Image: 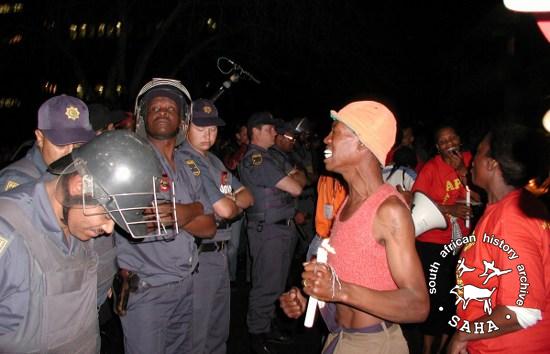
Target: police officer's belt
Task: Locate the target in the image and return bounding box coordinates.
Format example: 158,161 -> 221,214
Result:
199,241 -> 227,253
274,218 -> 293,226
216,220 -> 232,229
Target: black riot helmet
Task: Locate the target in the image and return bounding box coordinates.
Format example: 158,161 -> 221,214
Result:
49,130 -> 172,238
134,78 -> 192,146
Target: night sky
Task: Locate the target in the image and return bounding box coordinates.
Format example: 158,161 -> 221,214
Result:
0,0 -> 549,151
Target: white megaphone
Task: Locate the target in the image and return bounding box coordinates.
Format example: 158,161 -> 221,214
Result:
411,192 -> 447,236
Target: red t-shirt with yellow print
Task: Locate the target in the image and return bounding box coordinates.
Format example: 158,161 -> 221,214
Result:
412,152 -> 472,244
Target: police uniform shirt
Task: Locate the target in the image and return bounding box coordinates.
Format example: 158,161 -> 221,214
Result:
239,144 -> 295,223
115,144 -> 213,287
240,144 -> 290,188
0,144 -> 47,192
178,142 -> 243,241
269,145 -> 296,174
0,182 -> 91,334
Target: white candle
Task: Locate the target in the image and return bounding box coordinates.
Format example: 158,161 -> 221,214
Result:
465,186 -> 471,229
304,246 -> 328,328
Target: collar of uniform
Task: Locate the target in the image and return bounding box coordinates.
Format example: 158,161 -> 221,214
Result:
29,143 -> 49,175
248,143 -> 269,152
33,182 -> 77,255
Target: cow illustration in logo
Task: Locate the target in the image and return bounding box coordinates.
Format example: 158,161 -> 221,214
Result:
451,284 -> 496,315
452,257 -> 512,315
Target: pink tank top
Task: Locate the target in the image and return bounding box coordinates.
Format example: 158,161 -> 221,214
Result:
327,184 -> 405,290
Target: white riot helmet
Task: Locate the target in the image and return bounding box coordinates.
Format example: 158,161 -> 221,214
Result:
134,78 -> 192,146
49,130 -> 178,239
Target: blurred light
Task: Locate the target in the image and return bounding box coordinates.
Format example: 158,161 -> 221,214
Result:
42,82 -> 57,94
79,23 -> 87,38
116,84 -> 123,95
107,24 -> 114,37
206,18 -> 217,31
543,109 -> 550,133
95,84 -> 104,95
0,4 -> 10,14
13,3 -> 22,13
8,34 -> 22,45
116,21 -> 122,37
76,83 -> 84,98
69,24 -> 77,40
504,0 -> 550,12
0,97 -> 21,109
98,23 -> 105,37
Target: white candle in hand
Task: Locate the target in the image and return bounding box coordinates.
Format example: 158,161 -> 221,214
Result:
304,246 -> 327,328
465,185 -> 471,229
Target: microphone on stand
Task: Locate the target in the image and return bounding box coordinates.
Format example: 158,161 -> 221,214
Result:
211,57 -> 261,101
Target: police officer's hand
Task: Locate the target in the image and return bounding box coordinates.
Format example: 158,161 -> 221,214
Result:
279,287 -> 307,319
302,261 -> 341,303
143,202 -> 178,231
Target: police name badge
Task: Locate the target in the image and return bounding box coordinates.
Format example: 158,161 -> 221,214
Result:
185,159 -> 201,176
251,153 -> 263,166
0,235 -> 10,258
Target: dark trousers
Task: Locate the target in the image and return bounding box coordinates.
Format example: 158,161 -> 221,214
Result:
246,221 -> 296,334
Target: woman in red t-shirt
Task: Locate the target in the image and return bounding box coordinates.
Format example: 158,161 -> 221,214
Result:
412,125 -> 477,354
448,124 -> 550,354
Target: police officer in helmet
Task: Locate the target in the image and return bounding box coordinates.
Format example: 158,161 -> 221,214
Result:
0,130 -> 165,353
115,78 -> 216,354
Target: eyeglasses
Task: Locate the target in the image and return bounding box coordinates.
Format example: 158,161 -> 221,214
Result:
283,134 -> 296,143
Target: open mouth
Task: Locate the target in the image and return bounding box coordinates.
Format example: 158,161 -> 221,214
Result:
324,148 -> 333,159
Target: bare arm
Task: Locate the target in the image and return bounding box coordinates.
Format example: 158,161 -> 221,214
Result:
233,186 -> 254,210
183,214 -> 216,238
447,306 -> 522,354
212,198 -> 240,220
303,197 -> 429,323
275,176 -> 303,197
288,168 -> 307,189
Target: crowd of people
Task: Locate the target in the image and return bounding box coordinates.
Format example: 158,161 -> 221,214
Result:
0,77 -> 548,354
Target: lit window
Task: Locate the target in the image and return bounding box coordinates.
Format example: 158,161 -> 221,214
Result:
95,84 -> 104,95
116,21 -> 122,36
13,3 -> 23,13
116,84 -> 123,95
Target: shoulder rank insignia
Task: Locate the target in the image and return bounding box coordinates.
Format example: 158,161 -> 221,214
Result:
4,180 -> 19,191
0,235 -> 10,259
185,159 -> 201,176
251,152 -> 263,166
65,105 -> 80,120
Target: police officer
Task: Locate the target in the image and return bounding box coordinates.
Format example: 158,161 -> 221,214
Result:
0,95 -> 95,191
115,79 -> 217,354
0,96 -> 117,326
178,98 -> 254,354
238,112 -> 306,354
0,130 -> 165,353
